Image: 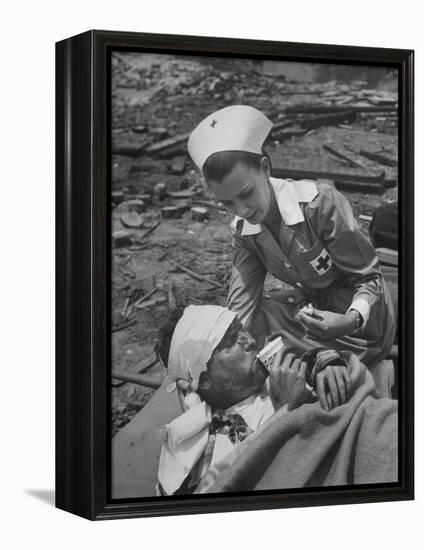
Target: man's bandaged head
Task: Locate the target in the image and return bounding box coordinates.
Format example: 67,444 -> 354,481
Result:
167,305 -> 236,391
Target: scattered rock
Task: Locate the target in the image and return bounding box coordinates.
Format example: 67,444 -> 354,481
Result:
154,182 -> 167,201
120,212 -> 144,229
161,205 -> 185,219
112,135 -> 149,156
171,156 -> 187,174
113,230 -> 132,247
166,188 -> 197,199
191,206 -> 208,221
136,193 -> 152,205
111,190 -> 125,204
125,199 -> 146,213
132,124 -> 149,134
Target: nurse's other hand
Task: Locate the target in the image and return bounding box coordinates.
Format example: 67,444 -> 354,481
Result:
315,364 -> 352,411
296,308 -> 355,341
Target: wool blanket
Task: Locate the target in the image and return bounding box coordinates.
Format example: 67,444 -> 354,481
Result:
196,353 -> 398,493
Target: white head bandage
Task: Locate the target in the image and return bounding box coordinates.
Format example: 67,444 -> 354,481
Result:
187,105 -> 273,171
168,305 -> 237,391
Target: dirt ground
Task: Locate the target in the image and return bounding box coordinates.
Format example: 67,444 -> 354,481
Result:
110,53 -> 398,436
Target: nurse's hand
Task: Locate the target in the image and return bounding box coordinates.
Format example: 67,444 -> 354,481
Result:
296,308 -> 357,341
315,365 -> 352,411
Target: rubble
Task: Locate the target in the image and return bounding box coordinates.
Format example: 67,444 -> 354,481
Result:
120,212 -> 144,229
110,53 -> 399,434
359,149 -> 397,167
112,190 -> 125,204
112,230 -> 132,247
160,205 -> 186,219
124,199 -> 146,213
322,143 -> 366,169
191,206 -> 208,221
153,182 -> 167,200
170,156 -> 187,174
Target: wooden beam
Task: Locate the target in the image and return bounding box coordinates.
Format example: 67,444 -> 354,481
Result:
111,370 -> 163,389
359,149 -> 397,167
271,163 -> 386,185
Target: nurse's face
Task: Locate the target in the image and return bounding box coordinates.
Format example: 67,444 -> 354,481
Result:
207,159 -> 272,225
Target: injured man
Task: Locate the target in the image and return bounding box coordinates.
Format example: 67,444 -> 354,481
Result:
157,305 -> 398,496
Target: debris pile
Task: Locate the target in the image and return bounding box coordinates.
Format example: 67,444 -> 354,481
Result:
110,53 -> 399,433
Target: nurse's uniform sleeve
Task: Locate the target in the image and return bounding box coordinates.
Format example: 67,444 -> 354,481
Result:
307,186 -> 383,327
226,235 -> 267,327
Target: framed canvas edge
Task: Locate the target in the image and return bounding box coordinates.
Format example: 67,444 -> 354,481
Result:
55,29 -> 414,521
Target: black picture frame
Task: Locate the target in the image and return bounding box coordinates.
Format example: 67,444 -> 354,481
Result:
56,29 -> 414,520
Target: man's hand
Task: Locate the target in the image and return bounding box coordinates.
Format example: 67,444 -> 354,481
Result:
296,308 -> 357,341
315,364 -> 352,411
268,352 -> 308,411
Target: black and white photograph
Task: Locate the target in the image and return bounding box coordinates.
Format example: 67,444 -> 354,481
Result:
110,51 -> 400,499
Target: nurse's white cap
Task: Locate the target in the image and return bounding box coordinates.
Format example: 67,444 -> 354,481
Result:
187,105 -> 273,171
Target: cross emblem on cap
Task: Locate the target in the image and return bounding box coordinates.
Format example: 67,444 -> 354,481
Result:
210,119 -> 218,128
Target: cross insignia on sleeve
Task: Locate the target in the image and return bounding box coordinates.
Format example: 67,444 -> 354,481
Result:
310,249 -> 333,275
210,119 -> 218,128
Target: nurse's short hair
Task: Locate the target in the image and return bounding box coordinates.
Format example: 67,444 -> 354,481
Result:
202,150 -> 271,184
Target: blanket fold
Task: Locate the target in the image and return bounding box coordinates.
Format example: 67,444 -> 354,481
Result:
195,353 -> 398,493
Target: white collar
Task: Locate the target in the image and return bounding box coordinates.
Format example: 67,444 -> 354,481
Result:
231,177 -> 318,236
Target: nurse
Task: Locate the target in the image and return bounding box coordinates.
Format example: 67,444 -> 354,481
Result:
187,105 -> 396,367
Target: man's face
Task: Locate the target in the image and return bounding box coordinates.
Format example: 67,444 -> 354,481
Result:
207,161 -> 272,225
204,318 -> 268,403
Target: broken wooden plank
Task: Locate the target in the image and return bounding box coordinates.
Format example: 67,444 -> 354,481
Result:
195,200 -> 227,213
136,353 -> 159,374
301,111 -> 357,130
271,128 -> 308,140
134,296 -> 167,310
166,188 -> 197,199
359,149 -> 397,167
285,104 -> 398,115
322,143 -> 366,169
132,286 -> 160,308
170,261 -> 222,289
161,205 -> 186,219
111,370 -> 163,389
112,138 -> 150,157
271,163 -> 386,185
121,296 -> 130,318
112,318 -> 137,332
279,90 -> 323,95
270,120 -> 295,134
334,180 -> 385,194
137,221 -> 161,241
145,132 -> 191,156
